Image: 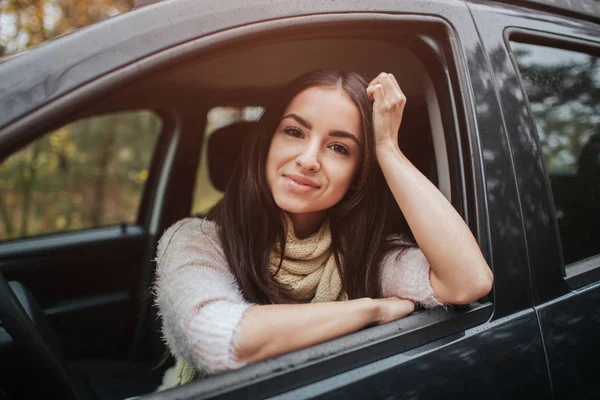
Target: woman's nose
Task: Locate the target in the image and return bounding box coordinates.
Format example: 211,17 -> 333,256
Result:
295,142 -> 320,172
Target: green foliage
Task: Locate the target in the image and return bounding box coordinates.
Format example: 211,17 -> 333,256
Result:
1,0 -> 134,57
0,111 -> 161,240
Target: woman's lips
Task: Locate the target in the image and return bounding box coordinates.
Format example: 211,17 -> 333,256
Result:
283,174 -> 320,193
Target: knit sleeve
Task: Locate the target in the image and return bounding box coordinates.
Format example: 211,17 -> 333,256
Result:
154,218 -> 253,374
379,239 -> 443,309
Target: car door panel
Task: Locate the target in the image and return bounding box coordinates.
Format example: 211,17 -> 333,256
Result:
0,227 -> 146,358
467,2 -> 600,399
272,311 -> 550,400
537,286 -> 600,399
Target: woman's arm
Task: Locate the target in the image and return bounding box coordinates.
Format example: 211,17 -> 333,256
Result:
157,219 -> 415,371
236,297 -> 414,364
367,73 -> 493,305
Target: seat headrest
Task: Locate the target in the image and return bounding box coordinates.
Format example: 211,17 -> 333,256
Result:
578,133 -> 600,179
207,121 -> 258,192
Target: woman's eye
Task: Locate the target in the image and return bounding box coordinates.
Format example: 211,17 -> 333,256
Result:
284,127 -> 303,138
330,144 -> 349,155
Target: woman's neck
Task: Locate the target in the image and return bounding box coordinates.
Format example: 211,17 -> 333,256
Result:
287,211 -> 327,239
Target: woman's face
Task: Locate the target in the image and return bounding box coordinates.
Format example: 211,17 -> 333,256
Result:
266,86 -> 363,225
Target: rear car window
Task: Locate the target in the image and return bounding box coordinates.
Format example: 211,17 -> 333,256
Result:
510,41 -> 600,266
0,110 -> 161,240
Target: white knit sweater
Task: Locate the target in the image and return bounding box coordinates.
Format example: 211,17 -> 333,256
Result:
154,218 -> 442,378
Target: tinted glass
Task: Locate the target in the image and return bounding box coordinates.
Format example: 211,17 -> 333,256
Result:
0,111 -> 161,240
511,42 -> 600,265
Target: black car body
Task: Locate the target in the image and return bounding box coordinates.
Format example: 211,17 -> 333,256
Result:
0,0 -> 599,399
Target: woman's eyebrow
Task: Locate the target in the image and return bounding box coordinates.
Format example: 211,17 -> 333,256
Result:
330,130 -> 359,145
282,113 -> 312,129
282,113 -> 359,144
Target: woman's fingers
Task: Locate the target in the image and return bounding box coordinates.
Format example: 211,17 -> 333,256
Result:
367,83 -> 386,104
386,73 -> 406,105
368,73 -> 406,111
379,73 -> 406,111
368,71 -> 387,86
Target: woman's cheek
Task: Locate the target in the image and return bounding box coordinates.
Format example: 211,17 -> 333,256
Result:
328,158 -> 355,193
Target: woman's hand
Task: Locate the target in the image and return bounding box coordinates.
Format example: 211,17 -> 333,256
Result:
374,297 -> 415,324
366,72 -> 407,153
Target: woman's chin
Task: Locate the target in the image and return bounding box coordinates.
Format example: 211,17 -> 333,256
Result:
274,197 -> 317,215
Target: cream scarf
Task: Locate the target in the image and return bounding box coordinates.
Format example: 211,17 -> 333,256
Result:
170,217 -> 346,387
270,216 -> 347,303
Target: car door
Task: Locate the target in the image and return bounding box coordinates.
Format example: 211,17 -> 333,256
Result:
0,9 -> 203,363
467,1 -> 600,399
0,0 -> 549,399
0,109 -> 165,360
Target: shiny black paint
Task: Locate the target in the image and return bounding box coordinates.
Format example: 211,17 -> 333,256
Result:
310,312 -> 550,399
468,1 -> 600,399
459,4 -> 534,320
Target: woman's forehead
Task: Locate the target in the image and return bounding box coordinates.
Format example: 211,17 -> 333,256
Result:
283,86 -> 362,138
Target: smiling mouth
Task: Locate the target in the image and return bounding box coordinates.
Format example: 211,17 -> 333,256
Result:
284,174 -> 320,188
283,174 -> 320,193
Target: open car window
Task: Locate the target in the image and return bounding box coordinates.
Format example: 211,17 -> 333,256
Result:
142,19 -> 491,398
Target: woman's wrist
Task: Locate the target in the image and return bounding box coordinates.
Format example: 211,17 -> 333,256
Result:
351,297 -> 381,325
375,142 -> 410,168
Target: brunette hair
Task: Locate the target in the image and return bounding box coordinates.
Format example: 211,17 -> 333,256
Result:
209,69 -> 410,304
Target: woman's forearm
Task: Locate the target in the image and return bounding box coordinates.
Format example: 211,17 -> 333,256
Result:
235,297 -> 413,364
376,145 -> 493,304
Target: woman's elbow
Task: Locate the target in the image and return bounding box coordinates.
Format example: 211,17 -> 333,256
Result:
448,267 -> 494,305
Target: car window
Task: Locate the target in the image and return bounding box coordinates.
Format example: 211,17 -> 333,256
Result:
191,106 -> 264,215
0,110 -> 161,241
510,42 -> 600,266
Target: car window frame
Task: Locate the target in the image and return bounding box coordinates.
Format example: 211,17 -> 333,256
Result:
505,28 -> 600,290
135,17 -> 493,399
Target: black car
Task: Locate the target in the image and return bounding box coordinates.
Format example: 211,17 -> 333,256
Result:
0,0 -> 599,399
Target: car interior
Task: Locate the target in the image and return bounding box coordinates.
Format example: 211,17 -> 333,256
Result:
0,30 -> 470,400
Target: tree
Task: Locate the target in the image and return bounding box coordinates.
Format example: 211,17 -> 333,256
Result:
0,0 -> 134,57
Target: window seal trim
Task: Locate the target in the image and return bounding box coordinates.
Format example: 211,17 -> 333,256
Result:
565,255 -> 600,290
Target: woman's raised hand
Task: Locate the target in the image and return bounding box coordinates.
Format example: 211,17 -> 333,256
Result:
366,72 -> 407,153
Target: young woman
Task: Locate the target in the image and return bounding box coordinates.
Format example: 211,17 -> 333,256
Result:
154,70 -> 493,387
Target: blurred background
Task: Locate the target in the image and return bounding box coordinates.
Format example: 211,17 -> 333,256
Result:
0,0 -> 133,57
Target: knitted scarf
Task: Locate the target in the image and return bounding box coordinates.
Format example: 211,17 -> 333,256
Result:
171,217 -> 346,387
270,216 -> 347,303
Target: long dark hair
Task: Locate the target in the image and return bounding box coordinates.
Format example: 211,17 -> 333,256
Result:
210,69 -> 409,304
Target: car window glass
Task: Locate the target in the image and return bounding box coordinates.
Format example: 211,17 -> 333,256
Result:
191,106 -> 264,215
511,41 -> 600,265
0,111 -> 161,241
